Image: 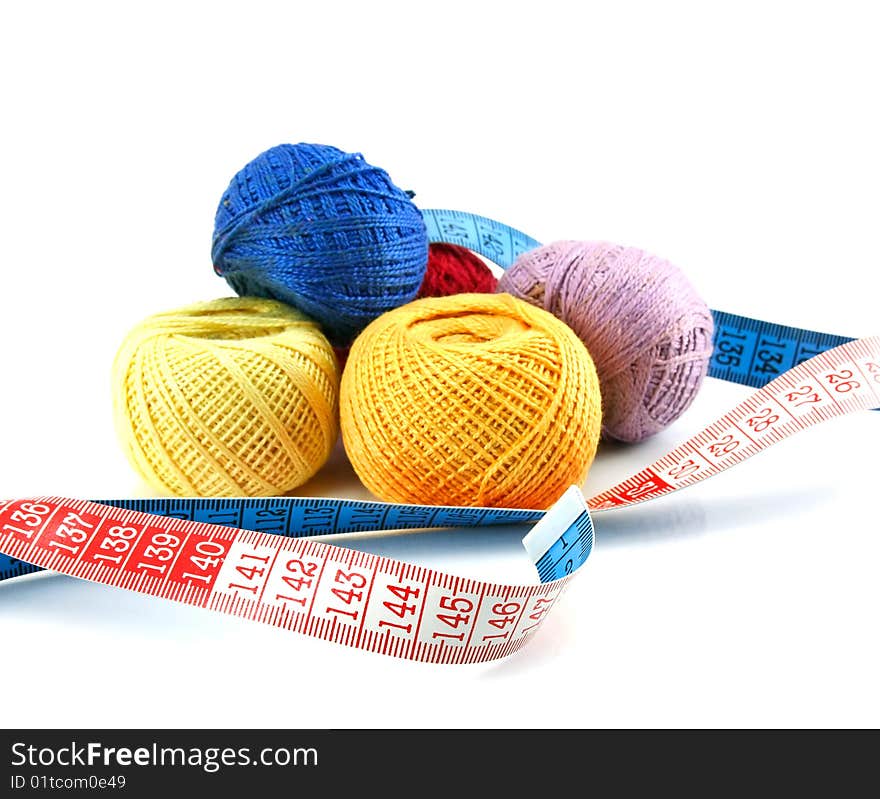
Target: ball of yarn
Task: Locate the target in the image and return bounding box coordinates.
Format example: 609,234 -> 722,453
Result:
498,241 -> 714,443
334,243 -> 498,371
112,297 -> 339,497
340,293 -> 602,509
417,243 -> 498,298
211,143 -> 429,346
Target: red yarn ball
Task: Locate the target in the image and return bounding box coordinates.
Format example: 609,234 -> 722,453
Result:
417,243 -> 498,298
334,346 -> 350,372
337,244 -> 497,368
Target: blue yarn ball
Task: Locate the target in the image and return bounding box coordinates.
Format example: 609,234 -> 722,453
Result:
211,143 -> 429,345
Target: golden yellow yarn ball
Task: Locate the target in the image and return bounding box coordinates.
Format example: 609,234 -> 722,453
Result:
340,293 -> 602,509
112,297 -> 339,497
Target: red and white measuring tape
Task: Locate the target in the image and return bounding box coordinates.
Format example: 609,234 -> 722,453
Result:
1,336 -> 877,664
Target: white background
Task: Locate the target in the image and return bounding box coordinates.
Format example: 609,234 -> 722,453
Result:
1,1 -> 877,728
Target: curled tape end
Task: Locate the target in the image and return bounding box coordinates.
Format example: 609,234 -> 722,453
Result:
523,486 -> 594,583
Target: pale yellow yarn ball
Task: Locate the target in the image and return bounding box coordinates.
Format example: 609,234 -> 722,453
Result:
340,293 -> 603,509
112,297 -> 339,497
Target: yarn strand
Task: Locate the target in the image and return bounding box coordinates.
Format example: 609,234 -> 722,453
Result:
340,293 -> 602,509
113,298 -> 339,497
212,143 -> 429,345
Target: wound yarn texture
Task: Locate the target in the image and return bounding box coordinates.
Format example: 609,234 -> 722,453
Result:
212,143 -> 428,346
340,293 -> 602,509
417,243 -> 498,298
335,243 -> 498,371
112,297 -> 339,497
498,241 -> 714,442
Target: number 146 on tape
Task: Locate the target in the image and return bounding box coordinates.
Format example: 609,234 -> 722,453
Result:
0,336 -> 877,663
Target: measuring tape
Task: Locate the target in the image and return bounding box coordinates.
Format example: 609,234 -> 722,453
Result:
421,208 -> 872,398
2,336 -> 877,663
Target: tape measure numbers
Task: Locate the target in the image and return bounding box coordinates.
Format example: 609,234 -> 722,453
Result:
0,499 -> 546,585
2,336 -> 877,663
422,208 -> 872,400
586,335 -> 879,509
422,209 -> 541,266
0,489 -> 590,665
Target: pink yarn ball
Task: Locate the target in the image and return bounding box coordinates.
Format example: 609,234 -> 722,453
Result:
497,241 -> 714,442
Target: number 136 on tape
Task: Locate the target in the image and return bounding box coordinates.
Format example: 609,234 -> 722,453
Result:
0,336 -> 877,664
0,488 -> 589,665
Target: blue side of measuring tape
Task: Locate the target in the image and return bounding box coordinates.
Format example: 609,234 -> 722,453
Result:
421,208 -> 871,397
0,497 -> 551,586
534,511 -> 594,583
708,310 -> 855,389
